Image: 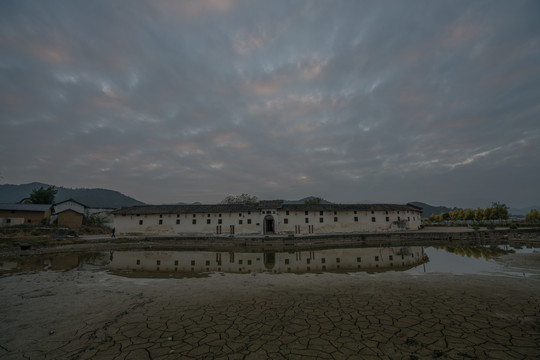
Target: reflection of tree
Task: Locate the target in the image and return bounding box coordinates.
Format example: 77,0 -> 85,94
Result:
435,246 -> 514,260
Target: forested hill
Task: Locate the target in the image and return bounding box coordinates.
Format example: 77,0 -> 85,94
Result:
408,202 -> 456,218
0,182 -> 145,208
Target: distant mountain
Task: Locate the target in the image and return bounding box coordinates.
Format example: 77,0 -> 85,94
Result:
0,182 -> 145,208
408,202 -> 458,218
508,206 -> 540,216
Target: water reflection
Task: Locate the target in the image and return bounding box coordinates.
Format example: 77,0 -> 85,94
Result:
109,246 -> 428,275
0,252 -> 108,274
434,245 -> 515,260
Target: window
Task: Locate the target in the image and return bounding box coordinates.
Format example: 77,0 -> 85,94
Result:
247,219 -> 252,224
248,211 -> 251,215
239,260 -> 243,265
357,257 -> 361,263
191,260 -> 195,265
159,219 -> 163,224
385,211 -> 388,214
193,214 -> 196,218
218,219 -> 222,224
207,214 -> 211,217
284,218 -> 289,224
336,258 -> 340,263
305,211 -> 308,215
386,217 -> 390,222
239,213 -> 242,216
285,259 -> 290,264
266,211 -> 271,214
192,219 -> 196,224
159,214 -> 162,218
286,211 -> 290,215
389,255 -> 393,261
6,219 -> 11,224
247,260 -> 252,265
408,217 -> 410,221
398,216 -> 401,221
239,220 -> 243,225
177,214 -> 180,218
219,214 -> 222,217
176,219 -> 180,224
136,259 -> 140,265
334,217 -> 338,222
354,217 -> 358,222
371,217 -> 376,222
321,258 -> 326,263
206,260 -> 210,265
174,260 -> 178,265
354,211 -> 357,214
27,219 -> 31,223
319,211 -> 323,215
307,259 -> 311,264
207,219 -> 211,224
319,218 -> 324,223
334,211 -> 337,215
139,220 -> 143,225
305,218 -> 309,223
157,260 -> 161,265
375,256 -> 379,261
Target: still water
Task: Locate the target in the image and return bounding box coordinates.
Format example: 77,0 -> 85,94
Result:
1,244 -> 537,278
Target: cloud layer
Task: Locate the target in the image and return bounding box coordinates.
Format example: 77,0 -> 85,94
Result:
1,0 -> 539,207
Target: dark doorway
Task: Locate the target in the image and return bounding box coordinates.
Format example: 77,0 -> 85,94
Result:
264,253 -> 275,270
264,215 -> 274,234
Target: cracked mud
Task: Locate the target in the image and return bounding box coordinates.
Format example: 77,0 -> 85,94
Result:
1,257 -> 539,359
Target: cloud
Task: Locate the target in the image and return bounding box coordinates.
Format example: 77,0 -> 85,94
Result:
0,0 -> 539,208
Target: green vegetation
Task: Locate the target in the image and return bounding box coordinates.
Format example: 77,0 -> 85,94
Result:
525,209 -> 540,222
221,193 -> 259,204
428,202 -> 509,223
29,186 -> 57,204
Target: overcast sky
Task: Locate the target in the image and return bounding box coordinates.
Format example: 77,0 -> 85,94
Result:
1,0 -> 539,208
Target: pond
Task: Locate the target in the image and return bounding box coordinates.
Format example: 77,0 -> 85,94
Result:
1,244 -> 538,278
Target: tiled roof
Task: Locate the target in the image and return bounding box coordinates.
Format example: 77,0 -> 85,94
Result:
112,202 -> 422,215
0,203 -> 52,212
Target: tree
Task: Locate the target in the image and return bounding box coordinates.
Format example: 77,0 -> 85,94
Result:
474,208 -> 485,221
29,186 -> 57,204
490,202 -> 509,221
221,193 -> 258,204
304,197 -> 323,205
526,209 -> 540,222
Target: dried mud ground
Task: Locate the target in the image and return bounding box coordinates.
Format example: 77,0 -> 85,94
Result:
1,252 -> 539,360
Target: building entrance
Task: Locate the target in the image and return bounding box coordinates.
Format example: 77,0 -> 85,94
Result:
264,215 -> 275,234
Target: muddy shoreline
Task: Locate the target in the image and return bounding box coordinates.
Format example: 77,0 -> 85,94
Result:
1,250 -> 539,359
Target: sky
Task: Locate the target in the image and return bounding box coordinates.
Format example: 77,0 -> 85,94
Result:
1,0 -> 539,208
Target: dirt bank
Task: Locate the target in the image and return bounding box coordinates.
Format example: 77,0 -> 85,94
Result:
0,250 -> 539,359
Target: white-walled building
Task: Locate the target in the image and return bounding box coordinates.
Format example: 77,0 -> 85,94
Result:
112,201 -> 422,236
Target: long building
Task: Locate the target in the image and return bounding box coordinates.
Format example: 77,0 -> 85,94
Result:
112,201 -> 422,236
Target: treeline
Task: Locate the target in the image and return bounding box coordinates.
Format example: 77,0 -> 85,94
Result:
426,203 -> 540,223
426,202 -> 509,223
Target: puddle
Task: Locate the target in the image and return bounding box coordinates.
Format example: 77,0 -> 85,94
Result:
406,246 -> 539,277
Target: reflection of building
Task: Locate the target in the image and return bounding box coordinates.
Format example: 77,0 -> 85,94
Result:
112,201 -> 422,236
0,204 -> 52,226
110,247 -> 427,274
